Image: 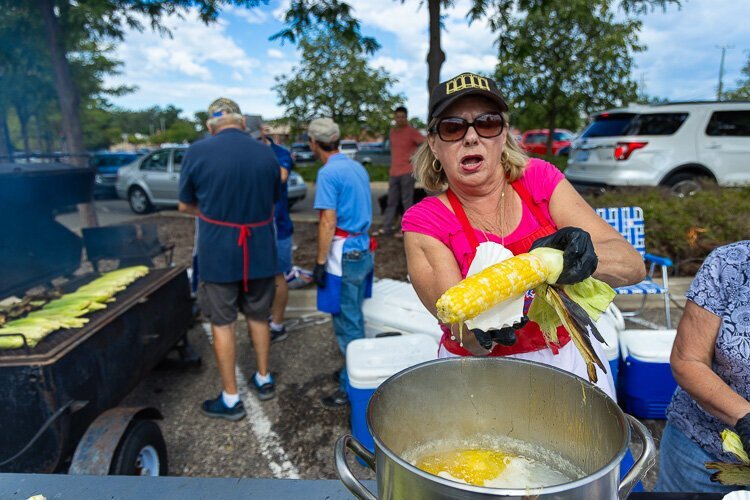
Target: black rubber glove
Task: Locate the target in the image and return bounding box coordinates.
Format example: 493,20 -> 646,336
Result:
735,412 -> 750,456
313,263 -> 327,288
471,317 -> 528,350
530,227 -> 598,285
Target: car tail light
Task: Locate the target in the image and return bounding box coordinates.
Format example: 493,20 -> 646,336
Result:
614,141 -> 648,161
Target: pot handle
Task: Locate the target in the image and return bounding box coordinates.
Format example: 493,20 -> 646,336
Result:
335,434 -> 377,500
618,414 -> 656,499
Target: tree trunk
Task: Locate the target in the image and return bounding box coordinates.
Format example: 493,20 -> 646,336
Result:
0,106 -> 11,159
17,107 -> 31,157
34,113 -> 44,154
426,0 -> 446,101
37,0 -> 98,227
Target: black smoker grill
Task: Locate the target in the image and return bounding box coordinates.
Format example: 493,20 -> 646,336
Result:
0,162 -> 193,475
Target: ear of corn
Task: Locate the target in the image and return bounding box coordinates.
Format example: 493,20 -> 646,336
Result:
705,429 -> 750,486
436,248 -> 614,384
0,266 -> 149,350
436,252 -> 549,325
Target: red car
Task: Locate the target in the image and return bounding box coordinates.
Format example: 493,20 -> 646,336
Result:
519,128 -> 575,155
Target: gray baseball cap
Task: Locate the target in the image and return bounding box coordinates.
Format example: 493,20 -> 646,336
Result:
308,117 -> 340,143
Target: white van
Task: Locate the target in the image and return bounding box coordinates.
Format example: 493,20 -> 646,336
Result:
565,101 -> 750,195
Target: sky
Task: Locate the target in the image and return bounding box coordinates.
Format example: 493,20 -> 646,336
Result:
105,0 -> 750,124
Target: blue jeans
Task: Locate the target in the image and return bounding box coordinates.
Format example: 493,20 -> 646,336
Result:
332,251 -> 373,392
655,422 -> 747,493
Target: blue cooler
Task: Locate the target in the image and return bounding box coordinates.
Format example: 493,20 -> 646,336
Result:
619,329 -> 678,419
346,334 -> 438,453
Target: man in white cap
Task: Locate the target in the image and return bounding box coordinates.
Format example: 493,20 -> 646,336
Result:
308,117 -> 373,408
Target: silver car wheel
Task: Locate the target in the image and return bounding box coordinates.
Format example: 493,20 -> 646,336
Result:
129,187 -> 151,214
670,178 -> 702,198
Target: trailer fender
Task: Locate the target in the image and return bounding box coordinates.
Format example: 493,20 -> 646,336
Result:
68,406 -> 163,475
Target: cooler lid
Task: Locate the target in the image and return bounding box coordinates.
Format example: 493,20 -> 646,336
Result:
619,329 -> 677,363
346,334 -> 437,389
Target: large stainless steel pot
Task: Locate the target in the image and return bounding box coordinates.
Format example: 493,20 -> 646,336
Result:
336,357 -> 654,499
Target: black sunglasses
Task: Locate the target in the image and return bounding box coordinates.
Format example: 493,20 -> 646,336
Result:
430,113 -> 505,142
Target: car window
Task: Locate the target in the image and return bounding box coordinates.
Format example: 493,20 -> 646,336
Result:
141,151 -> 169,172
706,111 -> 750,137
580,113 -> 636,138
172,149 -> 185,173
525,133 -> 547,144
553,132 -> 573,141
624,113 -> 688,136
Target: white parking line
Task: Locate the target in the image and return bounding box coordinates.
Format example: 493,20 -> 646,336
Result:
201,323 -> 300,479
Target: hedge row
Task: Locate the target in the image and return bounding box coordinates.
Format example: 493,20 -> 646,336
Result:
584,185 -> 750,275
296,162 -> 390,183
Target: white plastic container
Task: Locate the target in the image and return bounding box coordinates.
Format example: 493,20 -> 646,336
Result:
595,309 -> 620,383
363,279 -> 443,342
346,334 -> 438,452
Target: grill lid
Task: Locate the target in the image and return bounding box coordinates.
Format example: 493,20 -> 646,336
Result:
0,162 -> 94,298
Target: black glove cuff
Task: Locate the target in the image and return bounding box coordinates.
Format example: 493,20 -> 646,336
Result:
471,329 -> 494,350
735,412 -> 750,438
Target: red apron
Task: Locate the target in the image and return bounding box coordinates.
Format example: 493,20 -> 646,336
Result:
440,180 -> 571,356
198,212 -> 274,292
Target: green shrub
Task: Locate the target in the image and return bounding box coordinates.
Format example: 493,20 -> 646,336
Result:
296,161 -> 390,183
584,185 -> 750,274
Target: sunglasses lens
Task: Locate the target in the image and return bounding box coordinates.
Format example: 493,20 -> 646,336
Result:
438,119 -> 468,141
475,114 -> 504,137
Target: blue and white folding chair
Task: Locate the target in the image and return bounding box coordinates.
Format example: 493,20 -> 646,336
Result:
595,207 -> 673,329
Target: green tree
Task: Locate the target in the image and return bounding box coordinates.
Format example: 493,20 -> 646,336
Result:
725,53 -> 750,100
274,31 -> 403,139
494,0 -> 644,157
279,0 -> 679,104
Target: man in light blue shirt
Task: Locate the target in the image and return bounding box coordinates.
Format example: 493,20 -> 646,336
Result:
309,117 -> 373,408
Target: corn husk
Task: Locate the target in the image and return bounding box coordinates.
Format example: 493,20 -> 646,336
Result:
705,429 -> 750,486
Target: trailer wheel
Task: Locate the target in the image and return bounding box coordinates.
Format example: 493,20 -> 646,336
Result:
110,419 -> 168,476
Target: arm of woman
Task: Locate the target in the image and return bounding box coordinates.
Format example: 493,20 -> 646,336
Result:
404,231 -> 489,355
548,180 -> 646,287
671,300 -> 750,426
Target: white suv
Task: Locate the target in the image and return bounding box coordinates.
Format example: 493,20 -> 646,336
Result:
565,101 -> 750,195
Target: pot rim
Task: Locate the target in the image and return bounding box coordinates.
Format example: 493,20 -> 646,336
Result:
367,357 -> 630,495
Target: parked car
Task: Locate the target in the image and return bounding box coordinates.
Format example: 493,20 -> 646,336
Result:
89,152 -> 140,198
355,138 -> 391,165
565,101 -> 750,196
291,142 -> 315,163
116,147 -> 308,214
340,140 -> 359,159
519,129 -> 575,156
286,170 -> 307,208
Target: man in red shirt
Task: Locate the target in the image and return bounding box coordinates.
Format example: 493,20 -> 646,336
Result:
378,106 -> 424,237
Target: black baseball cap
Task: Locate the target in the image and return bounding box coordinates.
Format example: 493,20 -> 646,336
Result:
428,72 -> 508,119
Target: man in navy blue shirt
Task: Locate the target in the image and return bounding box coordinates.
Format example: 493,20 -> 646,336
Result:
309,117 -> 373,408
252,123 -> 294,343
179,98 -> 280,419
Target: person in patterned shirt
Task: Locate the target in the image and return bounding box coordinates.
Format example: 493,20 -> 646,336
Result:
656,241 -> 750,493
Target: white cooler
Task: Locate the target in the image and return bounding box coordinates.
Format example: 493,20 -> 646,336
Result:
363,279 -> 443,342
346,334 -> 438,452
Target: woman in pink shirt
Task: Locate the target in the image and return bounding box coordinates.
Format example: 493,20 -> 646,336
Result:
401,73 -> 645,398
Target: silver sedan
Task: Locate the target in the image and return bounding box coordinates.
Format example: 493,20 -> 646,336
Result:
116,147 -> 307,214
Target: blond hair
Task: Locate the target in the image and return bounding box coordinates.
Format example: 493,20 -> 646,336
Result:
412,112 -> 528,192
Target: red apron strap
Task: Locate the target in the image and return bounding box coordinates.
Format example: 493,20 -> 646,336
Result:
198,212 -> 274,292
446,188 -> 480,260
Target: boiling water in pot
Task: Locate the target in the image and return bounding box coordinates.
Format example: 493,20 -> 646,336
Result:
403,434 -> 585,489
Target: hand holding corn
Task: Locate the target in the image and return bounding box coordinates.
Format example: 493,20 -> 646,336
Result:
436,245 -> 615,383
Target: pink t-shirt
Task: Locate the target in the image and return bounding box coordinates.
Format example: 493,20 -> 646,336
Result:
401,159 -> 564,277
389,125 -> 425,176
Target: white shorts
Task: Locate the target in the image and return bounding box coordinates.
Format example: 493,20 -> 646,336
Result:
438,339 -> 617,401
